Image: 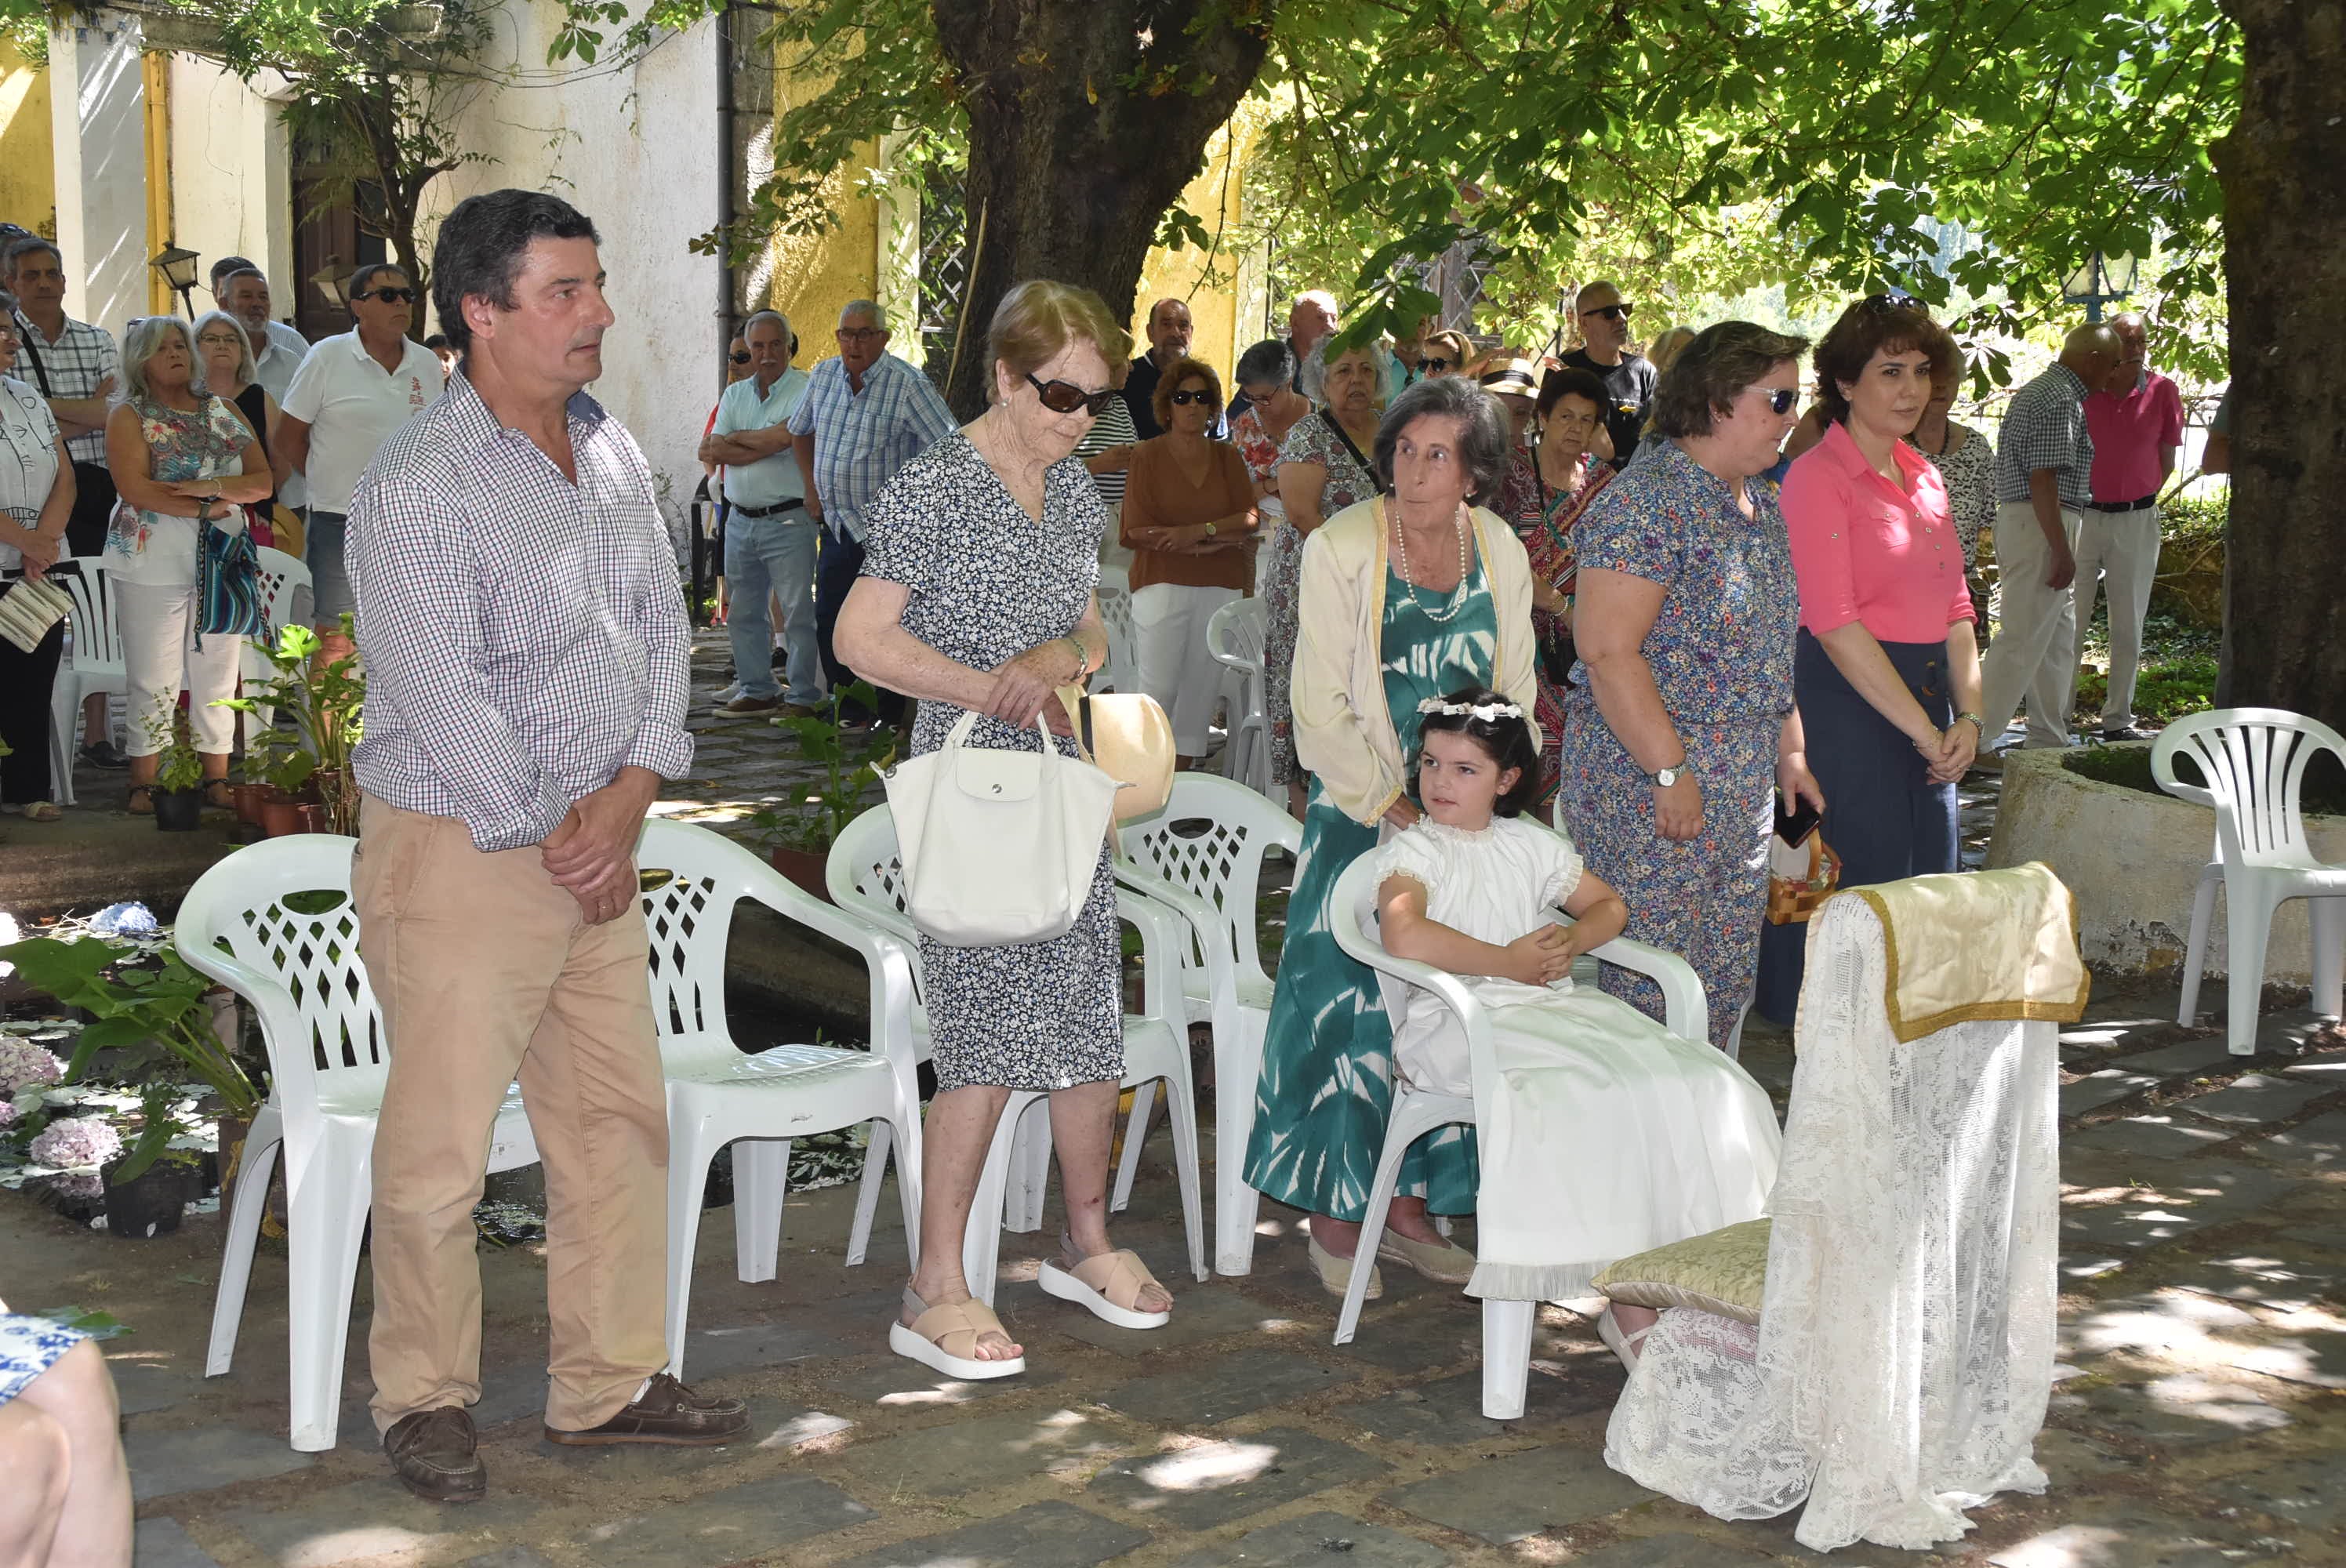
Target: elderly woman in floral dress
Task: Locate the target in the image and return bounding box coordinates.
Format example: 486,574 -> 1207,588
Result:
1268,343 -> 1382,816
1228,339 -> 1311,595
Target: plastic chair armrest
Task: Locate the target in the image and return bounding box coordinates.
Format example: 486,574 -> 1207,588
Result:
170,938 -> 312,1109
1585,932 -> 1709,1044
1114,885 -> 1187,1024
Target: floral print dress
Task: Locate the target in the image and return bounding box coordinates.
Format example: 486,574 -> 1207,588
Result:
1512,450 -> 1614,805
1265,413 -> 1378,784
0,1313 -> 85,1406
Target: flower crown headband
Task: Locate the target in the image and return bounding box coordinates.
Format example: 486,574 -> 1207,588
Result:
1417,697 -> 1524,722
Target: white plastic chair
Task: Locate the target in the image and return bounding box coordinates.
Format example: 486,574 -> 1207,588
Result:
1204,597 -> 1272,797
826,803 -> 1208,1303
1113,775 -> 1302,1275
176,835 -> 545,1453
633,820 -> 927,1378
45,555 -> 125,807
2152,708 -> 2346,1054
1324,833 -> 1709,1420
236,547 -> 314,746
1092,561 -> 1142,696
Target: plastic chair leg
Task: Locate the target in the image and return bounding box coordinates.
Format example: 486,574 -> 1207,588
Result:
1159,1065 -> 1208,1283
1480,1298 -> 1535,1420
2224,881 -> 2276,1054
888,1111 -> 924,1274
1214,1025 -> 1264,1276
964,1092 -> 1040,1307
732,1138 -> 792,1284
206,1120 -> 282,1377
847,1119 -> 894,1266
1003,1103 -> 1053,1234
48,681 -> 78,808
2179,863 -> 2220,1025
665,1123 -> 716,1378
1334,1122 -> 1415,1346
283,1154 -> 374,1452
2310,898 -> 2346,1022
1111,1080 -> 1156,1213
1723,1002 -> 1751,1062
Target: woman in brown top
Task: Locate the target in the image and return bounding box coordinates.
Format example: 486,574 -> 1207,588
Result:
1121,354 -> 1259,764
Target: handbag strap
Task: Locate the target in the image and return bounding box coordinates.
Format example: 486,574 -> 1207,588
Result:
14,317 -> 53,397
1320,408 -> 1373,480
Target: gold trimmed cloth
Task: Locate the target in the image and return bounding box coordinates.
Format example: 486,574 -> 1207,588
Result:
1831,863 -> 2090,1043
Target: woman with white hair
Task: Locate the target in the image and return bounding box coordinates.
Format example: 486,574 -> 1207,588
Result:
191,308 -> 292,546
103,314 -> 269,814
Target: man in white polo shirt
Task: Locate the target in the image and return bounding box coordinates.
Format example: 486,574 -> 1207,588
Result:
697,310 -> 817,717
278,262 -> 444,652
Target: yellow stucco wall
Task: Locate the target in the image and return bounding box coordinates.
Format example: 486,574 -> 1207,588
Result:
0,39 -> 54,234
1130,106 -> 1269,385
754,140 -> 888,364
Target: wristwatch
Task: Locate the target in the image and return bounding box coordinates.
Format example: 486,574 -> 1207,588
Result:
1954,711 -> 1985,732
1203,518 -> 1218,537
1647,762 -> 1687,788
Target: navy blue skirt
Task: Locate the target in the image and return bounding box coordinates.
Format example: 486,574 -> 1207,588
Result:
1754,630 -> 1959,1026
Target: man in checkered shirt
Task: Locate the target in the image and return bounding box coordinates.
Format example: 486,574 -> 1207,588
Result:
347,188 -> 746,1504
787,298 -> 956,725
1975,321 -> 2123,753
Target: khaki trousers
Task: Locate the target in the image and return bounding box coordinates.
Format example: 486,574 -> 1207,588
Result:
354,795 -> 670,1434
2072,503 -> 2162,730
1977,500 -> 2082,750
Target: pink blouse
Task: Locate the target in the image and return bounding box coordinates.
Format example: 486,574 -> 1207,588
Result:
1782,419 -> 1974,643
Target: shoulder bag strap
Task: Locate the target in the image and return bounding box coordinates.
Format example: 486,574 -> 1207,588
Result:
1320,408 -> 1373,479
16,321 -> 53,397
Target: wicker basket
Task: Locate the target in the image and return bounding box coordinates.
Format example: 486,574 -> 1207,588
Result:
1765,832 -> 1843,925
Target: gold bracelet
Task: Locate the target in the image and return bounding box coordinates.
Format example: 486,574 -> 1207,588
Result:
1063,635 -> 1088,678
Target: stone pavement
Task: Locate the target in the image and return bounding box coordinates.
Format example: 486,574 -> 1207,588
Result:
6,970 -> 2343,1568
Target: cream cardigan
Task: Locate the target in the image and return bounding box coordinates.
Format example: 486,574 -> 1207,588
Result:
1293,495 -> 1542,826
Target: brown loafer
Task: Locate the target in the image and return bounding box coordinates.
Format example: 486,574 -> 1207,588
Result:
384,1406 -> 486,1504
542,1372 -> 749,1447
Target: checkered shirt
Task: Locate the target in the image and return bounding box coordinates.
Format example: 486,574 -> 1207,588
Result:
1994,361 -> 2094,510
11,310 -> 120,465
785,352 -> 955,541
348,372 -> 693,852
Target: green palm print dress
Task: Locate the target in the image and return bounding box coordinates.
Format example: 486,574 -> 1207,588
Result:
1244,553 -> 1494,1221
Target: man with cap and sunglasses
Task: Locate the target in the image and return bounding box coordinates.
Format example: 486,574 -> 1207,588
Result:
1559,280 -> 1659,468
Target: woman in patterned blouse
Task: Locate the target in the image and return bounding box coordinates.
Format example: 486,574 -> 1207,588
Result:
1228,339 -> 1313,593
1560,321 -> 1823,1050
1912,358 -> 1998,645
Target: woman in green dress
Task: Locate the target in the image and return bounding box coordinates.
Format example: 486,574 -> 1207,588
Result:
1244,376 -> 1543,1299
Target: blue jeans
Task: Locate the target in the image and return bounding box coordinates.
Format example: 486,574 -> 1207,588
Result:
724,510 -> 823,705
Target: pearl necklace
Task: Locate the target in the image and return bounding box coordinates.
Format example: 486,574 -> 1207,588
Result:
1391,502 -> 1473,622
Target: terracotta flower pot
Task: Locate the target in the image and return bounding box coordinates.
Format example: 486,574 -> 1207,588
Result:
768,845 -> 833,904
231,782 -> 269,825
260,797 -> 303,837
294,803 -> 329,833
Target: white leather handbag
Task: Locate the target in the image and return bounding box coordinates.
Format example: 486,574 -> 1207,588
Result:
882,710 -> 1125,946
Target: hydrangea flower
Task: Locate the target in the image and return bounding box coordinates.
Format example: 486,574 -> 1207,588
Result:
28,1116 -> 122,1172
52,1171 -> 103,1200
0,1099 -> 16,1130
0,1040 -> 64,1095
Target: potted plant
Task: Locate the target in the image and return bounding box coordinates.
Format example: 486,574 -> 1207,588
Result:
147,717 -> 208,833
216,616 -> 365,837
100,1084 -> 208,1239
0,931 -> 263,1123
749,682 -> 899,902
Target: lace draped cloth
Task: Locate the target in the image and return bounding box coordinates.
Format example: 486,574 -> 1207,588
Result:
1603,890 -> 2061,1552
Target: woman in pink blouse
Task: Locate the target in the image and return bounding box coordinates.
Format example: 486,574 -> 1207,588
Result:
1755,296 -> 1982,1023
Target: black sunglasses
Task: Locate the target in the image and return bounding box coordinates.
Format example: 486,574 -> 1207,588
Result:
1168,389 -> 1214,406
729,350 -> 751,365
1416,357 -> 1452,374
1755,387 -> 1799,415
1026,372 -> 1119,416
1582,302 -> 1633,322
1861,289 -> 1919,313
356,287 -> 415,305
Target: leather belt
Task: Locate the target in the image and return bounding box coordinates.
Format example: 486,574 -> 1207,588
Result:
730,496 -> 806,519
2092,495 -> 2158,512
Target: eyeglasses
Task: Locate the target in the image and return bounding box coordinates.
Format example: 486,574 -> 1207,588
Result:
1581,303 -> 1633,323
356,287 -> 415,305
836,326 -> 884,343
1025,372 -> 1119,416
1168,389 -> 1213,406
1416,357 -> 1452,374
1754,387 -> 1799,416
1861,289 -> 1919,313
729,350 -> 751,365
1242,387 -> 1275,405
196,333 -> 246,347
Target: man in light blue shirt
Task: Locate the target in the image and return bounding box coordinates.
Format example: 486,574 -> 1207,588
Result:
787,299 -> 955,726
699,310 -> 817,715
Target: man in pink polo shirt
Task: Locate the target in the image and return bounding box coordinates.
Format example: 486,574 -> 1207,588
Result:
2073,311 -> 2182,741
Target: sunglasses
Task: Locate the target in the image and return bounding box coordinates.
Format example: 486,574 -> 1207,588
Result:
1582,303 -> 1633,322
356,287 -> 415,305
1861,289 -> 1919,313
1168,389 -> 1214,406
1754,386 -> 1799,416
1026,372 -> 1119,416
1416,357 -> 1452,374
729,350 -> 751,365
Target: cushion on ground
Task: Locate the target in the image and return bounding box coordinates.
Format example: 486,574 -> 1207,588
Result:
1592,1218 -> 1770,1325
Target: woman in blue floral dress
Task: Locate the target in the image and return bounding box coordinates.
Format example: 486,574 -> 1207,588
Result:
1245,377 -> 1542,1298
1561,322 -> 1822,1049
0,1298 -> 133,1563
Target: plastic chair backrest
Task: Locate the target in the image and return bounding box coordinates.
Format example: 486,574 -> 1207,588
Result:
2152,707 -> 2346,866
173,836 -> 383,1131
1204,597 -> 1268,680
1093,561 -> 1139,695
253,546 -> 314,641
633,820 -> 741,1042
1327,847 -> 1499,1127
826,804 -> 920,949
52,554 -> 125,671
1121,774 -> 1299,986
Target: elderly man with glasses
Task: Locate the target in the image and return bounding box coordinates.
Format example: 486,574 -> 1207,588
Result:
786,299 -> 955,728
1559,280 -> 1660,468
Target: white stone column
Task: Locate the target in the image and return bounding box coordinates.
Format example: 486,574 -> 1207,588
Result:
47,13 -> 147,338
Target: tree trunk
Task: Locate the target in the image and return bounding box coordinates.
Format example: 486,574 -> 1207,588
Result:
931,0 -> 1273,417
2213,1 -> 2346,731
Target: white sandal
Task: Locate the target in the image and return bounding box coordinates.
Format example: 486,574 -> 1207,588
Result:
1037,1239 -> 1171,1330
1596,1305 -> 1656,1373
888,1287 -> 1026,1380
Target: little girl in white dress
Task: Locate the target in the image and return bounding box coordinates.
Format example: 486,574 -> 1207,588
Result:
1372,688 -> 1782,1324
